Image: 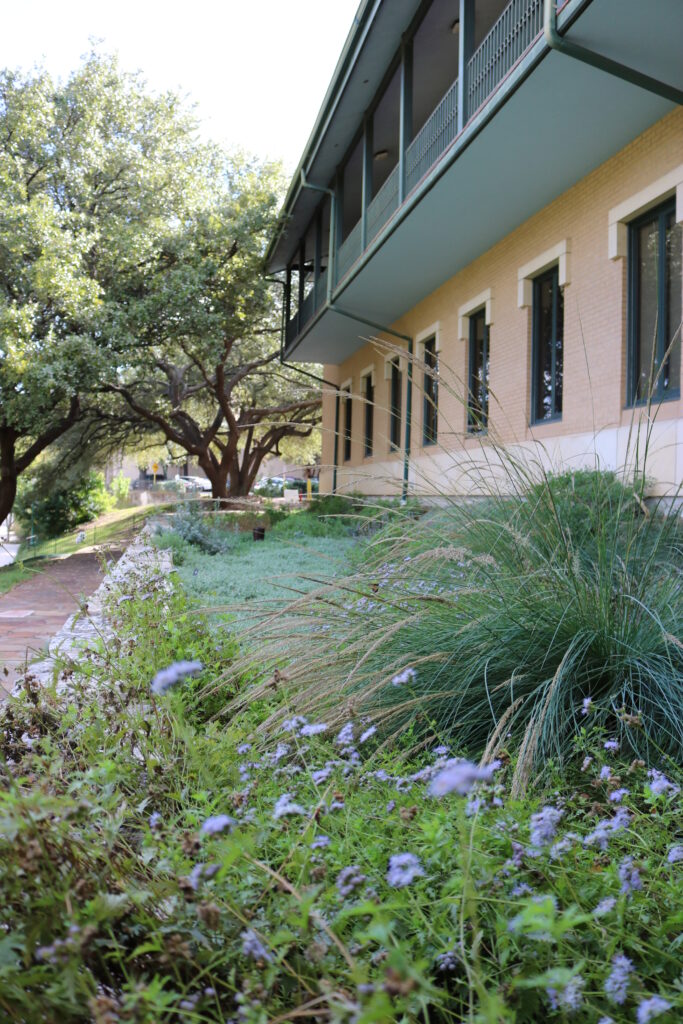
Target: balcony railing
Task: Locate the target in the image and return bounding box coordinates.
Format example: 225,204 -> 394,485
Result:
367,163 -> 400,243
288,0 -> 545,334
467,0 -> 543,115
337,218 -> 363,283
405,78 -> 458,195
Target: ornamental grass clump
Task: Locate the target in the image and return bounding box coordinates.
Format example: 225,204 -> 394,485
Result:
234,465 -> 682,786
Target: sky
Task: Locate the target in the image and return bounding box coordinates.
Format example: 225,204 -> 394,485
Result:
0,0 -> 361,176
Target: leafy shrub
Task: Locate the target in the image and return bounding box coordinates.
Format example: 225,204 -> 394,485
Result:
170,502 -> 231,554
109,471 -> 131,508
0,567 -> 680,1023
241,469 -> 683,785
15,470 -> 113,539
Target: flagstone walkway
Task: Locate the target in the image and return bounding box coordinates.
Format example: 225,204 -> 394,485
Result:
0,552 -> 120,697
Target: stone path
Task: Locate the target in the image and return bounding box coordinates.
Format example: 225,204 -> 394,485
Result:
0,552 -> 119,696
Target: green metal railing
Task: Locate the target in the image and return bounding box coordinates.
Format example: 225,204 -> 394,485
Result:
367,163 -> 401,243
406,77 -> 459,195
468,0 -> 543,115
336,217 -> 363,283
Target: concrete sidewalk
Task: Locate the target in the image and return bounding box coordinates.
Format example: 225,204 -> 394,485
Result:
0,552 -> 120,697
0,543 -> 20,568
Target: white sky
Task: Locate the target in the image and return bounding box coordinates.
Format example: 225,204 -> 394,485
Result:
0,0 -> 361,175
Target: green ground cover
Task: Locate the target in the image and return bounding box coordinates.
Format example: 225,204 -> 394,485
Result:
154,504 -> 361,626
0,561 -> 33,596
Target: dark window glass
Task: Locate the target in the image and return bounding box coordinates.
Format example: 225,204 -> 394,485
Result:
343,389 -> 352,461
423,337 -> 438,444
389,358 -> 402,450
468,309 -> 489,432
629,199 -> 682,404
363,373 -> 374,457
532,266 -> 563,423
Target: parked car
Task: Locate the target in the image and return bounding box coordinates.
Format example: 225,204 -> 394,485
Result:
254,476 -> 285,497
177,475 -> 212,492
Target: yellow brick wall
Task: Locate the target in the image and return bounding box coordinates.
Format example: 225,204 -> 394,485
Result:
318,108 -> 683,497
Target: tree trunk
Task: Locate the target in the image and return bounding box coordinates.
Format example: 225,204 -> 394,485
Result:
0,429 -> 17,529
0,473 -> 17,530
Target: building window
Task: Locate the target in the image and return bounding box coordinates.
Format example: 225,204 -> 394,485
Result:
362,371 -> 374,457
532,266 -> 563,423
423,337 -> 438,444
342,388 -> 352,461
389,358 -> 402,450
468,309 -> 489,433
628,199 -> 682,405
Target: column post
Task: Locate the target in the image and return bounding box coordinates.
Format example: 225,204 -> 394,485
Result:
457,0 -> 475,133
361,116 -> 373,251
398,38 -> 413,205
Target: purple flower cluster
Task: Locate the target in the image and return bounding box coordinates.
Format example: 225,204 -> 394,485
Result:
637,996 -> 672,1023
428,759 -> 498,797
272,793 -> 306,820
647,769 -> 680,797
386,852 -> 424,888
618,856 -> 642,895
241,929 -> 272,963
200,814 -> 235,836
529,806 -> 563,848
151,659 -> 203,695
604,954 -> 633,1004
336,865 -> 367,897
546,975 -> 585,1013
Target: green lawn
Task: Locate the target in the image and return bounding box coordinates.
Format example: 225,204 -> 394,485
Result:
0,560 -> 34,596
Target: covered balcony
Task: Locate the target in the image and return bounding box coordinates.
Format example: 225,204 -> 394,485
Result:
270,0 -> 682,362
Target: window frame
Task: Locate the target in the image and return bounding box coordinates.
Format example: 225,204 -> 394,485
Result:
467,307 -> 489,434
531,265 -> 564,425
342,386 -> 352,462
422,336 -> 438,446
361,368 -> 375,457
627,197 -> 681,407
389,357 -> 402,451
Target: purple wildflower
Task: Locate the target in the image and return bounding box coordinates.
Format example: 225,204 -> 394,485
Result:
359,726 -> 377,744
151,659 -> 203,694
598,1018 -> 615,1024
200,814 -> 235,835
581,756 -> 593,771
386,852 -> 424,888
300,722 -> 327,737
584,807 -> 631,850
391,667 -> 417,686
618,856 -> 642,895
605,954 -> 633,1004
593,897 -> 617,917
609,788 -> 629,803
530,806 -> 564,848
273,794 -> 306,820
336,865 -> 366,897
581,697 -> 593,716
311,767 -> 333,785
604,739 -> 620,753
667,845 -> 683,863
241,929 -> 272,963
335,722 -> 355,746
237,743 -> 251,755
149,812 -> 162,829
433,745 -> 450,757
281,715 -> 308,733
510,882 -> 533,897
600,765 -> 613,781
386,800 -> 396,813
647,769 -> 680,797
435,948 -> 461,972
546,975 -> 585,1013
637,996 -> 672,1023
310,835 -> 330,850
428,759 -> 498,797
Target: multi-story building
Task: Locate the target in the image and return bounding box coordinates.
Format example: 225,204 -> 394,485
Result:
267,0 -> 683,497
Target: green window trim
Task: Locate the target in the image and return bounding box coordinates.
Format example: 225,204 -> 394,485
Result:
531,265 -> 564,424
422,337 -> 438,445
468,308 -> 490,433
627,198 -> 682,407
389,358 -> 402,451
342,388 -> 352,462
363,372 -> 374,457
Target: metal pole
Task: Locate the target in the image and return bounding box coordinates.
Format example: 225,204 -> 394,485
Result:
402,338 -> 413,502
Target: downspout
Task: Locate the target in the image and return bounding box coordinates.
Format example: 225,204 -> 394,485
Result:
544,0 -> 683,105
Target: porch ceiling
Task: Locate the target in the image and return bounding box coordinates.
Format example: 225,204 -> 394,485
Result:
286,0 -> 681,364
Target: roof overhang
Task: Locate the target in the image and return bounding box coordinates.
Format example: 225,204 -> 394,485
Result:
284,0 -> 682,363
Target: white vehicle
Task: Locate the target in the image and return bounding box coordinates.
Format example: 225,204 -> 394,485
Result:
177,475 -> 212,492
